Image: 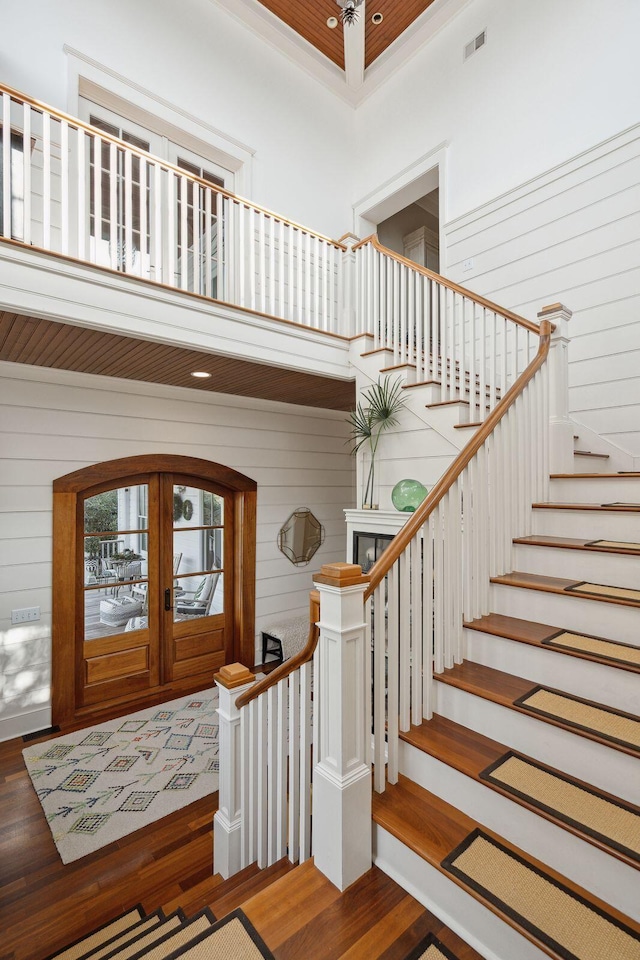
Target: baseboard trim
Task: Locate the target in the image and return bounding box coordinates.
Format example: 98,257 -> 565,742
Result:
0,706 -> 52,744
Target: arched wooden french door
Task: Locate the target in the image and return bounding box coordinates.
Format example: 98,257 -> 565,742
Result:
52,455 -> 256,726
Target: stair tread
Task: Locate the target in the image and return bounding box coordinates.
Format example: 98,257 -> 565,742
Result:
551,472 -> 640,479
435,661 -> 640,755
373,775 -> 640,959
453,421 -> 482,429
533,501 -> 640,511
401,714 -> 640,868
513,534 -> 640,555
464,612 -> 640,673
491,570 -> 640,608
574,450 -> 610,458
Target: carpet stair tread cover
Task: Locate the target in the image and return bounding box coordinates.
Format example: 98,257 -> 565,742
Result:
464,612 -> 640,671
373,775 -> 640,960
436,661 -> 640,755
48,908 -> 276,960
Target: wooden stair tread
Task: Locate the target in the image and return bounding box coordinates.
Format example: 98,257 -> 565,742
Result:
434,661 -> 639,755
491,570 -> 640,609
574,450 -> 610,459
551,472 -> 640,479
533,501 -> 640,512
464,612 -> 640,673
372,774 -> 640,958
454,420 -> 482,429
513,534 -> 640,555
400,714 -> 640,869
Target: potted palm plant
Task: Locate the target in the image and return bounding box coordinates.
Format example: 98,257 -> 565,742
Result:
347,376 -> 405,509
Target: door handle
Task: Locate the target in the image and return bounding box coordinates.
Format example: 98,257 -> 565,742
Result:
164,588 -> 172,612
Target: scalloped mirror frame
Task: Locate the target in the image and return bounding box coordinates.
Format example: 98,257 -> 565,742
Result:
278,508 -> 324,566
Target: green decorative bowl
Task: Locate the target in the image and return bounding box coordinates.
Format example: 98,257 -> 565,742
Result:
391,478 -> 428,513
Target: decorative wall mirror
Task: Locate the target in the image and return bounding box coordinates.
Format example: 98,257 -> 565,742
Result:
277,508 -> 324,566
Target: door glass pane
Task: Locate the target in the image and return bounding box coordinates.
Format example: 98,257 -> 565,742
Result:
173,485 -> 223,622
83,484 -> 148,640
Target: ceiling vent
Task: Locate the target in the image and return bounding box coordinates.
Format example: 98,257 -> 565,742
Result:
464,30 -> 486,61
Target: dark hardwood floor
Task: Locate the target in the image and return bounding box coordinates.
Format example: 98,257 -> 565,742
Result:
0,710 -> 481,960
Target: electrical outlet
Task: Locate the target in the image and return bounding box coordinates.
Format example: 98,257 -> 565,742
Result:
11,606 -> 41,624
463,258 -> 474,272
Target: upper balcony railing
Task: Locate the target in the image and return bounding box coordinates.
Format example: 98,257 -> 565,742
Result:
0,83 -> 346,333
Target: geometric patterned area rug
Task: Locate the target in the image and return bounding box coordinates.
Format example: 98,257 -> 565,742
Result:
22,688 -> 219,864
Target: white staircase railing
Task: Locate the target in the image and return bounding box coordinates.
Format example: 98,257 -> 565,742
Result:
0,83 -> 344,332
354,235 -> 541,423
365,313 -> 554,793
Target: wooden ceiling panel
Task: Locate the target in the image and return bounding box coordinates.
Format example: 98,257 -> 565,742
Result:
257,0 -> 345,69
0,313 -> 355,412
365,0 -> 439,67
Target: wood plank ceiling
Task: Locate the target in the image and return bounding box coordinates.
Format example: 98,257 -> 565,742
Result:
0,312 -> 355,411
256,0 -> 439,70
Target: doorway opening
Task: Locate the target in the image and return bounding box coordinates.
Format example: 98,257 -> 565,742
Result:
52,454 -> 256,726
377,187 -> 440,272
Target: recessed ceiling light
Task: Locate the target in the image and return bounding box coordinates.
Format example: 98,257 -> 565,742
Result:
191,371 -> 212,379
327,16 -> 338,28
372,12 -> 383,24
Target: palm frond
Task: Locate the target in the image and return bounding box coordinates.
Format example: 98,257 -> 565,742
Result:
346,401 -> 374,454
362,376 -> 405,432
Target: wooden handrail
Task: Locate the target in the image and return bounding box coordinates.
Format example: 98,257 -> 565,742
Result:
0,82 -> 347,251
353,235 -> 541,335
364,319 -> 554,600
235,589 -> 321,709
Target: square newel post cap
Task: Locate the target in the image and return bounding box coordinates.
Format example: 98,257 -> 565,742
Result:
538,303 -> 572,323
313,562 -> 369,588
214,662 -> 256,689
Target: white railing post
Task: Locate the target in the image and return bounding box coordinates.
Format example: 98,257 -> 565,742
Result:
340,235 -> 359,337
538,303 -> 573,474
312,562 -> 371,891
213,662 -> 256,880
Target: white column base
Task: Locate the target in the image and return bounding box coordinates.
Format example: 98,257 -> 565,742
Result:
312,761 -> 372,891
214,809 -> 242,880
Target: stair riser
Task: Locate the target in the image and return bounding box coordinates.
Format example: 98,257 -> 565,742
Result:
374,826 -> 550,960
434,682 -> 640,805
512,542 -> 640,590
464,630 -> 638,713
490,582 -> 639,645
531,508 -> 640,540
398,741 -> 640,920
549,478 -> 640,503
572,454 -> 612,471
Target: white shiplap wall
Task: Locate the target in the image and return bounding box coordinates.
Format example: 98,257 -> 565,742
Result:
0,361 -> 355,741
445,124 -> 640,465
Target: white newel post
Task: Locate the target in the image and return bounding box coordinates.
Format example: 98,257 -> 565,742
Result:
539,302 -> 573,474
312,562 -> 372,891
213,662 -> 256,880
340,235 -> 359,337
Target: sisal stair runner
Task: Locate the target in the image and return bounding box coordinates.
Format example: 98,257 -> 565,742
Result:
46,906 -> 274,960
373,775 -> 640,960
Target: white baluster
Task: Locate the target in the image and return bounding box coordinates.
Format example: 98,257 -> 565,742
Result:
76,127 -> 86,260
433,504 -> 444,673
267,684 -> 277,865
203,186 -> 212,297
276,677 -> 287,862
152,161 -> 162,282
278,220 -> 285,318
256,692 -> 268,868
258,210 -> 266,313
288,669 -> 300,861
267,215 -> 275,316
373,579 -> 386,793
387,562 -> 399,783
305,232 -> 312,325
2,94 -> 10,237
42,111 -> 51,249
399,550 -> 410,732
60,120 -> 69,255
179,174 -> 188,289
299,660 -> 312,862
124,149 -> 133,274
216,190 -> 224,300
191,180 -> 200,293
411,534 -> 423,725
166,170 -> 176,286
423,514 -> 435,718
108,142 -> 118,271
22,103 -> 31,245
139,157 -> 147,279
248,206 -> 257,310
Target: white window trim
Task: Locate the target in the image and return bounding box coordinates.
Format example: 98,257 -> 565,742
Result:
64,45 -> 255,197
